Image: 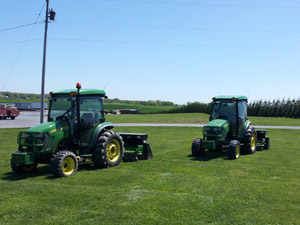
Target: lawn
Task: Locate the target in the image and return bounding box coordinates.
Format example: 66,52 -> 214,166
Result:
106,113 -> 300,126
106,113 -> 209,124
0,127 -> 300,224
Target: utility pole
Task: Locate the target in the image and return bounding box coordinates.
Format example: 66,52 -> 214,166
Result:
40,0 -> 55,123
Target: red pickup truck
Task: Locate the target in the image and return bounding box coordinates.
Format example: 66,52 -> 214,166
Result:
0,104 -> 20,120
0,106 -> 8,119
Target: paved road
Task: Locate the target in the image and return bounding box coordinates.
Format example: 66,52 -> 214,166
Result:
1,111 -> 300,130
113,123 -> 300,130
0,111 -> 47,129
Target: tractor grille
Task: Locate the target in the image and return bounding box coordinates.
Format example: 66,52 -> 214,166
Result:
207,131 -> 217,136
207,136 -> 217,141
18,132 -> 49,150
12,153 -> 26,164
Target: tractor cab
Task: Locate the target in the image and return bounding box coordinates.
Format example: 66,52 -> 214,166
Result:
48,89 -> 107,146
210,96 -> 248,139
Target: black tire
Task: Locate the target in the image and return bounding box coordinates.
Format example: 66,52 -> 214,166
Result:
228,140 -> 241,160
11,116 -> 15,120
191,138 -> 204,157
11,159 -> 38,174
92,130 -> 124,168
243,127 -> 257,154
264,137 -> 270,150
51,150 -> 78,177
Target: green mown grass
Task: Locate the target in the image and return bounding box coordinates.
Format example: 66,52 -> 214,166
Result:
1,127 -> 300,224
106,113 -> 300,126
106,113 -> 209,124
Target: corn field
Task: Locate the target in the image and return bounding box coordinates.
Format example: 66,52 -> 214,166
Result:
163,98 -> 300,118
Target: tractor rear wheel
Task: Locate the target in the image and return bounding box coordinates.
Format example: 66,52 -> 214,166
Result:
11,160 -> 38,174
228,140 -> 241,160
92,130 -> 124,168
243,127 -> 257,154
51,150 -> 78,177
191,138 -> 204,157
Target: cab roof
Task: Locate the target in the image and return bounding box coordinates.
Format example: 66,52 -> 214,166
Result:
51,88 -> 106,96
213,95 -> 248,101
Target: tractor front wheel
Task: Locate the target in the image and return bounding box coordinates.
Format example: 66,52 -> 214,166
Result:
191,138 -> 204,157
243,127 -> 257,154
228,140 -> 241,160
51,151 -> 78,177
11,160 -> 38,174
92,130 -> 124,168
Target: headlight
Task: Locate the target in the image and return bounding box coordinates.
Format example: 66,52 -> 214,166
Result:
35,133 -> 49,145
36,132 -> 44,139
213,127 -> 222,132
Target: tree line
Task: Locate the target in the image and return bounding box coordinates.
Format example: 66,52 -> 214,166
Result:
161,102 -> 211,114
0,92 -> 48,100
248,98 -> 300,118
161,98 -> 300,118
105,98 -> 175,106
0,92 -> 175,106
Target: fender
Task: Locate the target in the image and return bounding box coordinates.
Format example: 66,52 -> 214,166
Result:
89,122 -> 114,147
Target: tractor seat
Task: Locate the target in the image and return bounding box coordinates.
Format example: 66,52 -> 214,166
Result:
81,113 -> 95,127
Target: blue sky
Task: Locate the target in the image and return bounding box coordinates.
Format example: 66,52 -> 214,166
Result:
1,0 -> 300,104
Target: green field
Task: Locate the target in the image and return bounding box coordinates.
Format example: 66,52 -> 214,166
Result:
0,100 -> 174,114
103,103 -> 177,113
106,113 -> 300,126
0,127 -> 300,224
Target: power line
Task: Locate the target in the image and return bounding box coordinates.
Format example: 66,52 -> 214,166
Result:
104,0 -> 300,9
0,21 -> 43,32
0,39 -> 43,46
56,21 -> 300,35
2,37 -> 299,50
1,1 -> 46,92
48,37 -> 300,50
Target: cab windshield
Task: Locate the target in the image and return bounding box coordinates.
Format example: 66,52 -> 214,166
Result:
211,100 -> 237,122
48,95 -> 105,123
48,95 -> 76,121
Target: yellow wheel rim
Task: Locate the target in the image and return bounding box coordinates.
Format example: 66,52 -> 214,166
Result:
106,139 -> 121,162
21,164 -> 35,172
236,144 -> 240,158
251,133 -> 256,151
62,157 -> 75,176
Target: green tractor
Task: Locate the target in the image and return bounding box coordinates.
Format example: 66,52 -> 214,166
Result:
192,95 -> 270,159
11,83 -> 152,177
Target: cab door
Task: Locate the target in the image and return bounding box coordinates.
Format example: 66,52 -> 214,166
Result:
237,101 -> 248,138
79,96 -> 104,146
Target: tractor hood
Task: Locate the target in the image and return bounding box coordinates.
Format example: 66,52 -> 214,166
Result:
206,119 -> 229,128
26,121 -> 69,134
